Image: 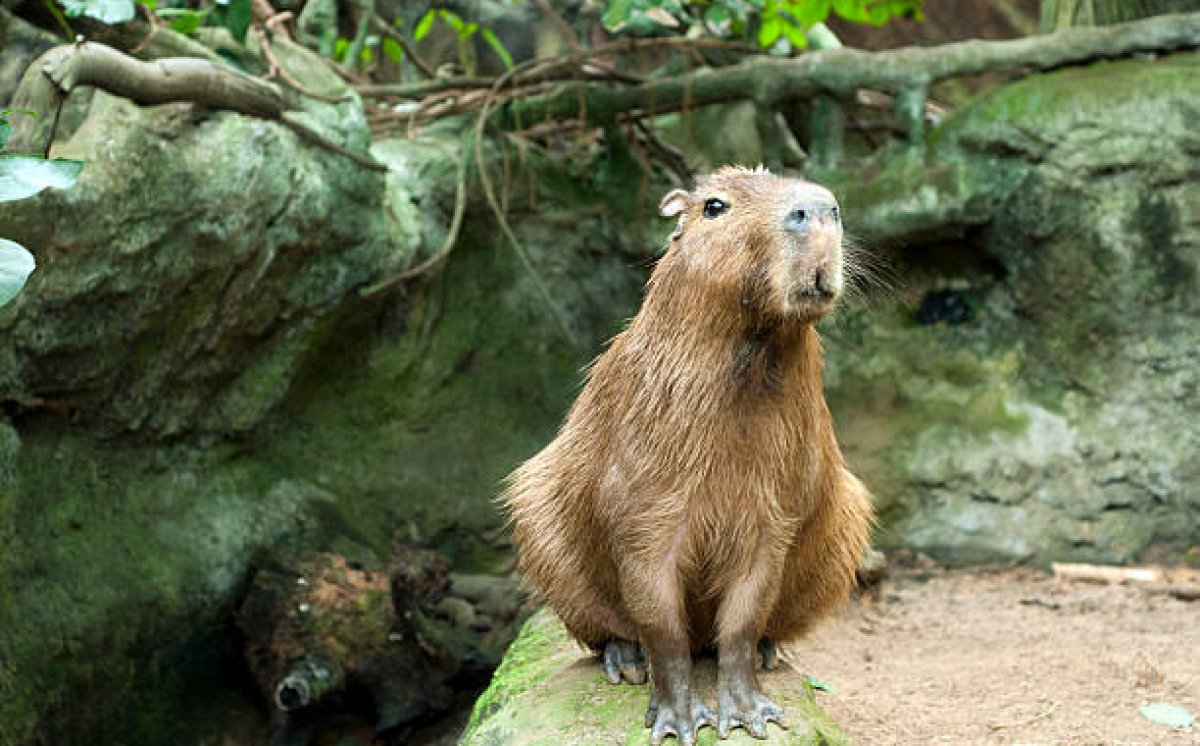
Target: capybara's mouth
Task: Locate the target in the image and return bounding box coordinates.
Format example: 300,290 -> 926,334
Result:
790,286 -> 838,312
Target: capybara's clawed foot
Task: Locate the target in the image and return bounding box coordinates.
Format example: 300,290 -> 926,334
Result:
647,692 -> 715,746
757,636 -> 780,671
603,638 -> 648,685
716,685 -> 788,740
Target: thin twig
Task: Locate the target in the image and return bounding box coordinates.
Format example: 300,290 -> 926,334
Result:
473,57 -> 579,346
359,140 -> 469,295
988,701 -> 1060,731
370,15 -> 436,78
532,0 -> 580,57
257,29 -> 353,103
280,114 -> 386,171
634,119 -> 690,186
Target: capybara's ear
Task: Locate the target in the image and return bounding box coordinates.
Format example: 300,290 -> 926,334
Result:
659,189 -> 689,218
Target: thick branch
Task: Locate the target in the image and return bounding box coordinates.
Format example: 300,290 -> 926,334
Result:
6,42 -> 284,154
494,11 -> 1200,129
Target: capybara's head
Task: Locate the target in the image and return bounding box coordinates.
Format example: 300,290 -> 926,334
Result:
659,166 -> 844,322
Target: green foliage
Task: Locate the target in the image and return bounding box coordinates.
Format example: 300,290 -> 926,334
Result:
210,0 -> 252,42
1140,703 -> 1195,729
438,8 -> 478,38
481,28 -> 514,70
0,109 -> 82,308
155,8 -> 208,36
603,0 -> 923,48
0,157 -> 83,201
411,9 -> 514,74
59,0 -> 135,24
382,36 -> 405,64
0,239 -> 36,308
414,8 -> 437,40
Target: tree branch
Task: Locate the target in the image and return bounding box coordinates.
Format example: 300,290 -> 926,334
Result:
6,41 -> 283,155
492,12 -> 1200,130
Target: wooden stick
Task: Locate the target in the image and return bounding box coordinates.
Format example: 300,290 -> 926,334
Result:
1051,563 -> 1166,584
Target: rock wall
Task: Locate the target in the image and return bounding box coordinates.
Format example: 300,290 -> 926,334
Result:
0,60 -> 650,742
823,52 -> 1199,565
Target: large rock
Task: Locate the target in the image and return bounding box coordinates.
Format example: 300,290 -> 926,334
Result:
0,59 -> 649,742
822,52 -> 1199,565
461,610 -> 847,746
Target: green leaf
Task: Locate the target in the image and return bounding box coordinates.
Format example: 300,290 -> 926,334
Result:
381,36 -> 404,64
704,3 -> 733,34
439,9 -> 466,34
780,18 -> 808,48
1140,703 -> 1195,729
414,9 -> 436,40
216,0 -> 252,43
832,0 -> 870,22
59,0 -> 136,24
757,15 -> 783,47
602,0 -> 633,31
782,0 -> 831,27
162,8 -> 205,36
481,28 -> 513,70
804,676 -> 836,692
0,157 -> 83,202
333,37 -> 350,63
0,238 -> 36,308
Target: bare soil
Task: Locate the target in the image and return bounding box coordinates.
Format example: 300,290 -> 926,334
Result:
787,565 -> 1199,746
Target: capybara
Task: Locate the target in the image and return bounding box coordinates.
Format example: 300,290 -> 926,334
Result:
504,166 -> 873,744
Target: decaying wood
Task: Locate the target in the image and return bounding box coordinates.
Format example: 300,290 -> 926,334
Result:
1051,562 -> 1166,584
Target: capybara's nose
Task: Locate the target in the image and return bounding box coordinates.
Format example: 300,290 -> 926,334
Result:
785,206 -> 812,233
785,204 -> 837,233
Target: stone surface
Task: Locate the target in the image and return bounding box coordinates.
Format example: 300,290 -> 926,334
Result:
461,610 -> 847,746
0,65 -> 648,742
821,52 -> 1200,565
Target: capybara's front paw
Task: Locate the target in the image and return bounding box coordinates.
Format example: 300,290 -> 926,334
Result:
716,687 -> 788,740
603,638 -> 648,685
646,692 -> 715,746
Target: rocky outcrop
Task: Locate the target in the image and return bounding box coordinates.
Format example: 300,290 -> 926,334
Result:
820,52 -> 1199,565
461,610 -> 847,746
0,45 -> 648,742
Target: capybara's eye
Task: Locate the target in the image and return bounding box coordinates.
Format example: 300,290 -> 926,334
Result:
703,198 -> 729,219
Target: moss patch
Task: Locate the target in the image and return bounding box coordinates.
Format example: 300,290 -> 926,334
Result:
463,610 -> 847,746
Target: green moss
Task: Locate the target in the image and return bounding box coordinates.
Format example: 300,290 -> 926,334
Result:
463,611 -> 847,746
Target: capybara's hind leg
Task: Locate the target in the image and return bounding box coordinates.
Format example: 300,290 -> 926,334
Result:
757,636 -> 780,671
603,638 -> 648,685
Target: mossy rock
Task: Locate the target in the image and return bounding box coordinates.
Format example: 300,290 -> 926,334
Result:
463,610 -> 847,746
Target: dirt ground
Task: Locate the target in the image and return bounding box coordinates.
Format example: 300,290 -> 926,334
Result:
787,565 -> 1199,746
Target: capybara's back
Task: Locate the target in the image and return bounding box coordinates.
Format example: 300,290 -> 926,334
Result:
504,166 -> 872,745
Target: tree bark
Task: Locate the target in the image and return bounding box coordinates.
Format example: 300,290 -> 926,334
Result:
5,41 -> 283,155
1039,0 -> 1200,32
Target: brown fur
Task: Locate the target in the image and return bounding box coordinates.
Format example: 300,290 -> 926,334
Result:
503,166 -> 873,657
